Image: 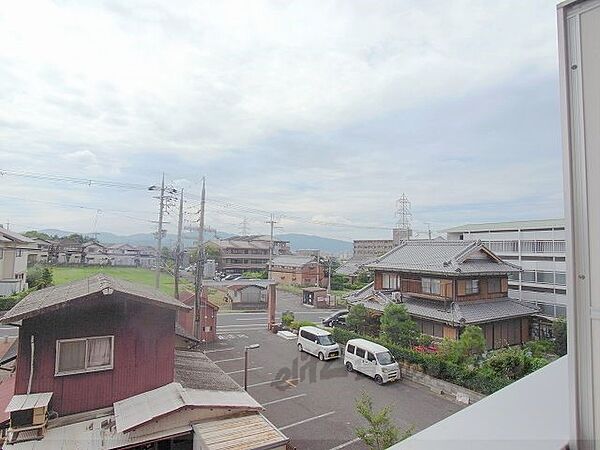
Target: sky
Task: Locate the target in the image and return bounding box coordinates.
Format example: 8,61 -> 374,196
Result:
0,0 -> 564,242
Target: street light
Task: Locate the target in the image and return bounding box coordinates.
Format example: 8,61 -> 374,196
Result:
244,344 -> 260,391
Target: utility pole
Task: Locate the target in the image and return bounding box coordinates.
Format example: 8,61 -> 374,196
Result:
174,189 -> 184,299
194,178 -> 206,341
154,173 -> 166,289
266,213 -> 277,279
327,257 -> 332,294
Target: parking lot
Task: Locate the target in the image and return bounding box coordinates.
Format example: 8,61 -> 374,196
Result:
203,322 -> 464,450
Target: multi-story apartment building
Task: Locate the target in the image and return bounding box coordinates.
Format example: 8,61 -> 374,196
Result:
212,235 -> 291,275
0,227 -> 37,296
445,219 -> 567,318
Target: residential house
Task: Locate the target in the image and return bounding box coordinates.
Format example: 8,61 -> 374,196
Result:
26,239 -> 56,266
348,240 -> 539,350
301,287 -> 332,308
226,284 -> 267,310
105,244 -> 142,267
269,255 -> 326,287
212,235 -> 291,275
82,242 -> 110,265
0,228 -> 37,296
55,240 -> 84,265
0,274 -> 288,448
177,290 -> 219,343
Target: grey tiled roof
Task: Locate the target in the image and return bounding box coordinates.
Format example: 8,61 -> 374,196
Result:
271,255 -> 316,268
175,350 -> 242,391
366,240 -> 520,275
350,292 -> 539,325
0,274 -> 191,323
443,218 -> 565,233
175,323 -> 200,343
336,257 -> 375,276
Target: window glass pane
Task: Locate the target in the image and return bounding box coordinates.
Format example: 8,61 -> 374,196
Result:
421,278 -> 431,293
537,271 -> 554,284
488,278 -> 501,293
347,344 -> 355,354
58,340 -> 86,372
356,348 -> 365,358
431,279 -> 441,295
87,337 -> 112,368
555,272 -> 566,286
522,271 -> 536,282
367,352 -> 375,362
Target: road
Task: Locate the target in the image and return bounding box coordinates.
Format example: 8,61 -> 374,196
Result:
203,327 -> 463,450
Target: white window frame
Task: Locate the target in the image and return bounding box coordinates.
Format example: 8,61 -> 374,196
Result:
55,335 -> 114,377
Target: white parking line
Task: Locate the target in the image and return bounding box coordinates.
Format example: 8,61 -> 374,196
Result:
328,438 -> 361,450
212,357 -> 244,363
262,394 -> 307,406
279,411 -> 336,431
236,318 -> 269,321
203,347 -> 235,353
218,324 -> 265,328
247,379 -> 282,388
225,367 -> 263,375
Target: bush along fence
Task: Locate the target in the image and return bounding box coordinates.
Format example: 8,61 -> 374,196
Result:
332,328 -> 513,398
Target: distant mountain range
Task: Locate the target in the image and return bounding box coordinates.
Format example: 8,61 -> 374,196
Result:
37,229 -> 353,255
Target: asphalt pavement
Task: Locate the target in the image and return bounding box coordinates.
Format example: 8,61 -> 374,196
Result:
203,328 -> 463,450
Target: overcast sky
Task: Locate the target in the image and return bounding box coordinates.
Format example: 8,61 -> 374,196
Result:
0,0 -> 563,241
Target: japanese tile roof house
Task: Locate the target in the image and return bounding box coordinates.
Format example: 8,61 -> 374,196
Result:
0,274 -> 288,449
269,255 -> 326,287
347,240 -> 539,349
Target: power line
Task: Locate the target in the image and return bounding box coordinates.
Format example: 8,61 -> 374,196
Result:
0,169 -> 149,190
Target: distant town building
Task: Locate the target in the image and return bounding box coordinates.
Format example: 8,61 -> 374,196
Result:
211,235 -> 291,275
177,290 -> 219,343
269,255 -> 326,287
444,219 -> 567,319
0,227 -> 37,296
348,240 -> 539,350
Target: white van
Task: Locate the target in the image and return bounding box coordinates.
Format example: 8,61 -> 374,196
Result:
297,326 -> 340,360
344,338 -> 400,384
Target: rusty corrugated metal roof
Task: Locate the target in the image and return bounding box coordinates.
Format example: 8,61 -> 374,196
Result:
0,274 -> 191,323
192,413 -> 288,450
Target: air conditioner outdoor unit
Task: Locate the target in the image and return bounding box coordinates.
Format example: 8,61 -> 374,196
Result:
5,392 -> 53,444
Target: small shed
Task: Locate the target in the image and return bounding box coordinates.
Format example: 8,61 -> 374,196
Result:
301,287 -> 330,308
227,284 -> 267,310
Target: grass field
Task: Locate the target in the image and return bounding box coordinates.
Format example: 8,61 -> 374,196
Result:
50,266 -> 188,296
49,266 -> 231,309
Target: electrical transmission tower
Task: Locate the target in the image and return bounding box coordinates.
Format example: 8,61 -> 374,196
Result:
240,217 -> 249,236
395,193 -> 412,230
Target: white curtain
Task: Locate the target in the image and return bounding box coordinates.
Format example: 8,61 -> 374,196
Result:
58,341 -> 86,372
87,337 -> 112,368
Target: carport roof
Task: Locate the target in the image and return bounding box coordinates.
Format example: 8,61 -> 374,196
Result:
174,350 -> 242,391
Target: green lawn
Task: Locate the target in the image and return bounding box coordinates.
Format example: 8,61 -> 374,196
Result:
50,266 -> 192,297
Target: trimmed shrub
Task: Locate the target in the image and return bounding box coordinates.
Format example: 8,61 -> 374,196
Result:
281,311 -> 295,327
289,320 -> 316,330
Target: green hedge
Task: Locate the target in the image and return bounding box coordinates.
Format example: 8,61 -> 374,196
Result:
331,327 -> 511,395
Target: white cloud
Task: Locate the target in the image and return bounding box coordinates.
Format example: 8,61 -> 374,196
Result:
0,0 -> 563,239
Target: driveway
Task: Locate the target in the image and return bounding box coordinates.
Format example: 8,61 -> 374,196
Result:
202,328 -> 463,450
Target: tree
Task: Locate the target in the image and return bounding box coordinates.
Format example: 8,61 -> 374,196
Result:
379,303 -> 419,347
39,267 -> 53,288
61,233 -> 89,244
355,391 -> 411,450
552,318 -> 567,356
23,230 -> 52,241
26,265 -> 53,289
346,304 -> 372,335
458,325 -> 486,360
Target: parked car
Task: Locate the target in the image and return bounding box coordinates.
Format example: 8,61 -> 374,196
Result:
321,309 -> 349,327
344,338 -> 400,384
222,273 -> 242,281
297,326 -> 340,361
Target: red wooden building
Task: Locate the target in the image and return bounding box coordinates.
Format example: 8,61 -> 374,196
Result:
0,274 -> 288,449
176,290 -> 219,344
5,276 -> 190,416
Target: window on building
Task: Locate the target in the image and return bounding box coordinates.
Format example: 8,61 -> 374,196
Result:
462,279 -> 479,295
382,273 -> 398,289
488,278 -> 502,293
537,271 -> 555,284
16,250 -> 22,257
508,272 -> 519,281
421,278 -> 441,295
522,271 -> 536,282
56,336 -> 114,376
555,272 -> 567,286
